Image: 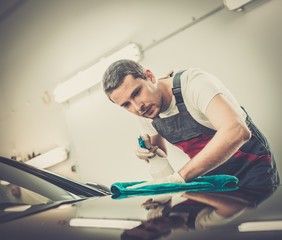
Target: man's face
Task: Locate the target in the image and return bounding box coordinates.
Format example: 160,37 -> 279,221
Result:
109,70 -> 163,119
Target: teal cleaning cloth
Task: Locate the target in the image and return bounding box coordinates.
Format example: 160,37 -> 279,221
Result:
111,175 -> 239,199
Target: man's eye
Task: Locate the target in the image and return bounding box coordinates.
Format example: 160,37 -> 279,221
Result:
123,102 -> 130,108
133,89 -> 140,98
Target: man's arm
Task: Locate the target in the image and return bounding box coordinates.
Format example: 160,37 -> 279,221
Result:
179,93 -> 251,181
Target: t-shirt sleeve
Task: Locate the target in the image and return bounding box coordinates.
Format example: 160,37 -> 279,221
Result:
183,69 -> 223,115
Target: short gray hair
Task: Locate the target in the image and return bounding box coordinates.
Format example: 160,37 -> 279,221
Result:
102,59 -> 146,97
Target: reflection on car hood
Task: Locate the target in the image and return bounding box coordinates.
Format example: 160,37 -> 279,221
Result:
1,185 -> 282,240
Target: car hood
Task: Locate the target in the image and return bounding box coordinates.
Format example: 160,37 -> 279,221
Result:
1,185 -> 282,240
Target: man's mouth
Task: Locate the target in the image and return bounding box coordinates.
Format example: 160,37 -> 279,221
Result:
141,105 -> 151,116
141,105 -> 155,118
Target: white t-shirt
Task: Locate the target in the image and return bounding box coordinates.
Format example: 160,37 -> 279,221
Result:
137,68 -> 246,136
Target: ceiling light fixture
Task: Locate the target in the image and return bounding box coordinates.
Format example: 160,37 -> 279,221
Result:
69,218 -> 142,230
25,147 -> 68,169
53,42 -> 142,103
238,220 -> 282,232
223,0 -> 254,11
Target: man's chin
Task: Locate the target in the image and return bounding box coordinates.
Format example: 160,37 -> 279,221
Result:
143,111 -> 159,119
143,115 -> 155,120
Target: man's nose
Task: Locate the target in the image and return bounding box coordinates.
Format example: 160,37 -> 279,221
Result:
133,99 -> 144,113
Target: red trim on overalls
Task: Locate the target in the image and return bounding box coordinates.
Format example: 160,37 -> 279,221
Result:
174,134 -> 211,158
174,134 -> 271,163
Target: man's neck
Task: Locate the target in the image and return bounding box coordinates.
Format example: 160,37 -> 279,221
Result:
159,77 -> 173,113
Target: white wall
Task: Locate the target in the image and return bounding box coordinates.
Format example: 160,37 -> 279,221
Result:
0,0 -> 281,187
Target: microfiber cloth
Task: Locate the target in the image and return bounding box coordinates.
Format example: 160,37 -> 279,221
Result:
111,175 -> 239,199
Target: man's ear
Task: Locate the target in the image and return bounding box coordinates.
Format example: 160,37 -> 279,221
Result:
145,69 -> 156,83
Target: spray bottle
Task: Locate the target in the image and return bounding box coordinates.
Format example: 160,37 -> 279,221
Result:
138,134 -> 174,180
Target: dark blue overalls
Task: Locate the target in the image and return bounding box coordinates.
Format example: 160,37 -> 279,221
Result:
152,71 -> 280,187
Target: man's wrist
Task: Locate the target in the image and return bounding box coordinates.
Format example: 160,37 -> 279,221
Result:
173,172 -> 186,183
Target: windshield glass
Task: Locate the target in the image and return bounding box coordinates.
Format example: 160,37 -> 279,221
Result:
0,162 -> 80,209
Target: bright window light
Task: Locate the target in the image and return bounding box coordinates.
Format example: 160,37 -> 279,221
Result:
69,218 -> 142,230
53,42 -> 142,103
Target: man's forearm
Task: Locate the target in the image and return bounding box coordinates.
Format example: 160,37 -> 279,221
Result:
179,122 -> 251,181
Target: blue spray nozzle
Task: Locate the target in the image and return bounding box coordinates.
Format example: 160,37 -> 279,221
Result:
138,136 -> 147,149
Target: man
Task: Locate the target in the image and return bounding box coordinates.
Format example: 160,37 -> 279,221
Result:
102,59 -> 279,186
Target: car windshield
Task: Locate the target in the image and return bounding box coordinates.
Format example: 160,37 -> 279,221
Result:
0,161 -> 81,211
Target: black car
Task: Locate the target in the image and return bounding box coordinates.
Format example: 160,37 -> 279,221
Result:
1,156 -> 282,240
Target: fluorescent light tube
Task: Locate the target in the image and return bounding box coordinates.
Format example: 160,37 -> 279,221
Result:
69,218 -> 142,230
53,42 -> 142,103
4,205 -> 31,212
25,147 -> 68,169
223,0 -> 253,11
238,221 -> 282,232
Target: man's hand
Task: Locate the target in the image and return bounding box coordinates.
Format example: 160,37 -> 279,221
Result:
136,134 -> 167,162
130,172 -> 185,188
141,195 -> 172,219
135,147 -> 155,161
135,147 -> 167,162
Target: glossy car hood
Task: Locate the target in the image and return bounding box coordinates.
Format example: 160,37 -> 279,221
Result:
1,185 -> 282,240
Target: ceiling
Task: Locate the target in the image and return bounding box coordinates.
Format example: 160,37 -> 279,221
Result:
0,0 -> 26,22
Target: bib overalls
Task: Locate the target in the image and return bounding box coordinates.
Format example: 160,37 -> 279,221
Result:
152,71 -> 279,187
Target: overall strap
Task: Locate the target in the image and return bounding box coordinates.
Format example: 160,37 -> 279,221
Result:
172,70 -> 187,112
